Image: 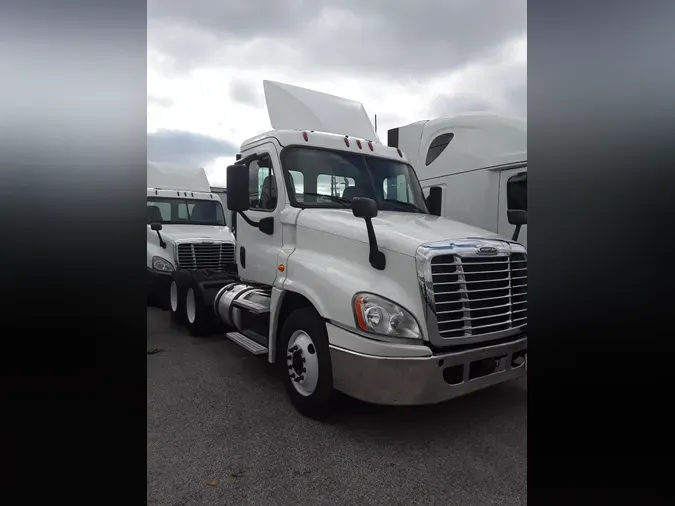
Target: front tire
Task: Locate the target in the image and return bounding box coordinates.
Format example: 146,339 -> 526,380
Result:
169,279 -> 185,324
183,284 -> 209,336
278,307 -> 335,420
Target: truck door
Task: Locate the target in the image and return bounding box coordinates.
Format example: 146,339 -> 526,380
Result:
498,167 -> 528,246
235,144 -> 284,286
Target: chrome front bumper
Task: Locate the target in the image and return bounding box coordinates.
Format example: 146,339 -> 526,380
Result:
328,327 -> 527,406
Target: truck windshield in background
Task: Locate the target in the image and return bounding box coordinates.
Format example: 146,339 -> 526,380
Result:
280,146 -> 429,214
147,197 -> 226,226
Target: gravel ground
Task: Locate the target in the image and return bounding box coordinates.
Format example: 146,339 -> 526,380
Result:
147,307 -> 527,506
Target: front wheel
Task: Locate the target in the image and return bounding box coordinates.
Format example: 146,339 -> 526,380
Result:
169,279 -> 185,324
278,307 -> 335,420
183,285 -> 209,336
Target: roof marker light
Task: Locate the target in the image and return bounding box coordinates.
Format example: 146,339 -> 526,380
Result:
344,136 -> 350,147
303,131 -> 309,141
368,141 -> 374,151
356,139 -> 362,149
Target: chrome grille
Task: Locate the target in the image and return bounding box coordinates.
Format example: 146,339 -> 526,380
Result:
431,253 -> 527,338
176,242 -> 236,271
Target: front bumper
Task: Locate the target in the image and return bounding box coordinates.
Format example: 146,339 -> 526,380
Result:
328,325 -> 527,406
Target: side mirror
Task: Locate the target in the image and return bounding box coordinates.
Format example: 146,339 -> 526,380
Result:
226,164 -> 250,212
506,172 -> 527,226
506,171 -> 527,242
507,210 -> 527,226
426,186 -> 442,216
352,197 -> 378,219
150,222 -> 162,231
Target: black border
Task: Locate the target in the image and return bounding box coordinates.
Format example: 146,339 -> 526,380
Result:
2,0 -> 146,501
4,0 -> 675,502
529,0 -> 675,500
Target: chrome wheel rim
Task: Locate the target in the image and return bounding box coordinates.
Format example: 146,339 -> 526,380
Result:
286,330 -> 319,396
170,281 -> 178,312
186,288 -> 196,324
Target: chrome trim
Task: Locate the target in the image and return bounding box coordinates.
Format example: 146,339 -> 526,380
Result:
415,238 -> 527,347
173,238 -> 235,245
330,319 -> 423,346
173,238 -> 236,271
329,335 -> 527,405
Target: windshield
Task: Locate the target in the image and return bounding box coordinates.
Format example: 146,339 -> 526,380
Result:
147,197 -> 226,226
280,146 -> 429,213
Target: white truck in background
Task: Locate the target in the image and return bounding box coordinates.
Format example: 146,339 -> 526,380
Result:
146,163 -> 237,334
214,81 -> 528,419
387,114 -> 528,246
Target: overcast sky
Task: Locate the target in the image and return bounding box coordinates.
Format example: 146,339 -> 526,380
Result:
147,0 -> 527,187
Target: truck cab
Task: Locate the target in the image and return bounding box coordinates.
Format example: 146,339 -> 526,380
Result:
388,114 -> 528,246
146,163 -> 236,334
215,81 -> 528,419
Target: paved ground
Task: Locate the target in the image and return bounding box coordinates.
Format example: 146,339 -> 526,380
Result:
147,307 -> 527,505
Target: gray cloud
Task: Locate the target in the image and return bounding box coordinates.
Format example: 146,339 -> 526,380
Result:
148,0 -> 526,78
148,95 -> 174,108
431,93 -> 494,117
147,129 -> 237,167
506,85 -> 527,117
429,85 -> 527,120
229,80 -> 263,107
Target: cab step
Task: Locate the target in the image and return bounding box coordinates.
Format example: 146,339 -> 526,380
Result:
232,297 -> 271,315
226,331 -> 268,355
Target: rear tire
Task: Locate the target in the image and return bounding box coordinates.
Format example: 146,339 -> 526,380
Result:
184,284 -> 209,336
278,307 -> 335,420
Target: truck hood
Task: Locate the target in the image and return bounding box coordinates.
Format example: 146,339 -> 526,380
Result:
297,209 -> 507,257
151,224 -> 234,243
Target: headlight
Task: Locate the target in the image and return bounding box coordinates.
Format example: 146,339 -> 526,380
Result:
353,293 -> 421,340
152,256 -> 175,273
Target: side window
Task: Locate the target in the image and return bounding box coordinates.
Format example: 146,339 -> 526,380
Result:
317,174 -> 355,198
289,170 -> 304,202
249,156 -> 277,211
147,201 -> 171,223
382,173 -> 413,203
425,132 -> 454,166
177,203 -> 191,220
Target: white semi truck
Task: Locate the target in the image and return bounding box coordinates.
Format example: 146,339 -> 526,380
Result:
146,163 -> 237,334
387,114 -> 528,246
211,81 -> 527,419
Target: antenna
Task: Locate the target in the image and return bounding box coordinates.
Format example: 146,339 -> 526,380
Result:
374,114 -> 378,134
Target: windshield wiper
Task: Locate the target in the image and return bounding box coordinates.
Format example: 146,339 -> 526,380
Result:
301,193 -> 351,207
382,199 -> 427,213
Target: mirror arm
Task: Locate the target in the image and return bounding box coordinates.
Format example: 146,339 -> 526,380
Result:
364,218 -> 386,270
156,231 -> 166,249
236,211 -> 274,236
150,223 -> 167,249
237,211 -> 260,228
511,224 -> 522,242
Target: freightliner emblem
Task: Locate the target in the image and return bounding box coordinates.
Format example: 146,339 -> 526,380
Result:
477,246 -> 499,255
